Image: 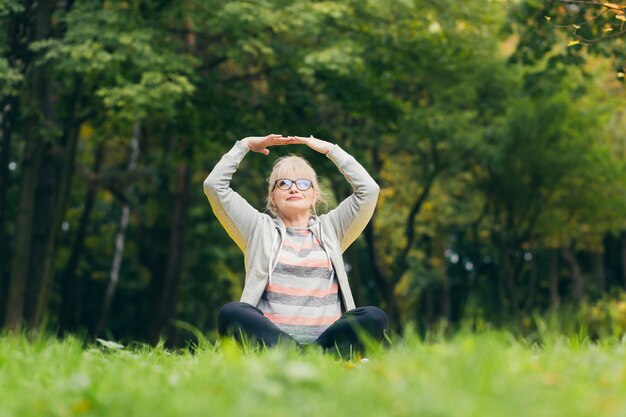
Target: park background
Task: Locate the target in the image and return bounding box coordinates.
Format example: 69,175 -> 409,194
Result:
1,0 -> 626,346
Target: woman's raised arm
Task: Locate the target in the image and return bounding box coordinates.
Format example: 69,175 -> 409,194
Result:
292,135 -> 380,252
203,134 -> 291,251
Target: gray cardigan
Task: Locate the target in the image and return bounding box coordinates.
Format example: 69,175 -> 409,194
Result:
203,140 -> 379,311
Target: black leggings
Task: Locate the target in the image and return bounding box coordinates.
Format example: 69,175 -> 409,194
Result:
217,301 -> 389,355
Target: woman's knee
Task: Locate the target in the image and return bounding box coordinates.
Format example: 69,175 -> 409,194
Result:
358,306 -> 389,331
218,301 -> 242,320
217,301 -> 254,330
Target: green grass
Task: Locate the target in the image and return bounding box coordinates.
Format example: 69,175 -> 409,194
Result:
1,331 -> 626,417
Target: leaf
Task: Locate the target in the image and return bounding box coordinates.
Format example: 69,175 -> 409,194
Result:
544,16 -> 552,21
567,40 -> 581,46
572,24 -> 581,29
616,14 -> 626,21
96,338 -> 125,350
602,2 -> 623,10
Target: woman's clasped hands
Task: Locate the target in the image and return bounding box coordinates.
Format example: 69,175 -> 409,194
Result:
241,134 -> 334,156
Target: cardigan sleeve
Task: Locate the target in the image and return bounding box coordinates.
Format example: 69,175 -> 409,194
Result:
324,145 -> 380,252
203,141 -> 264,252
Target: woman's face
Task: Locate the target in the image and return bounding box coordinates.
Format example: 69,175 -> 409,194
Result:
271,174 -> 318,218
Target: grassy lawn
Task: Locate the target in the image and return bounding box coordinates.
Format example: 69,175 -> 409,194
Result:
1,331 -> 625,417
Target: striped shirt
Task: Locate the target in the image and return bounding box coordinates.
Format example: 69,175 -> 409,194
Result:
257,226 -> 342,344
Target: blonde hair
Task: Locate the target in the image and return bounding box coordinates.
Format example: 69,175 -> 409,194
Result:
266,155 -> 328,217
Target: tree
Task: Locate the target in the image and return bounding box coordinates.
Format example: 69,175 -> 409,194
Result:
4,0 -> 194,331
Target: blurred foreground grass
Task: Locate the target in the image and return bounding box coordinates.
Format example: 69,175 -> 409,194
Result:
1,330 -> 626,417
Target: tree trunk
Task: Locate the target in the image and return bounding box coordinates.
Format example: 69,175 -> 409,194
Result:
3,0 -> 58,331
523,257 -> 537,313
4,132 -> 44,330
0,0 -> 30,322
441,275 -> 451,322
148,163 -> 191,344
561,246 -> 584,304
0,100 -> 19,320
30,79 -> 84,329
505,251 -> 520,316
497,245 -> 512,318
23,140 -> 57,325
362,219 -> 402,328
24,80 -> 83,329
591,251 -> 605,295
550,249 -> 560,310
363,222 -> 390,305
347,247 -> 364,306
59,142 -> 105,332
497,245 -> 508,315
0,104 -> 7,315
621,230 -> 626,291
96,123 -> 140,336
424,286 -> 434,327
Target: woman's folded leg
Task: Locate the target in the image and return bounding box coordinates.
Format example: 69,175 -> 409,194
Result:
217,301 -> 297,348
315,306 -> 389,356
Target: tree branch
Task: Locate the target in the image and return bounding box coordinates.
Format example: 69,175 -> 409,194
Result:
547,0 -> 626,44
393,168 -> 438,282
560,0 -> 625,12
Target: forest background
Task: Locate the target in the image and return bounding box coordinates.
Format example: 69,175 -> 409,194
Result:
1,0 -> 625,346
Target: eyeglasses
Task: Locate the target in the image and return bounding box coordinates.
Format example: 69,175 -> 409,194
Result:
272,178 -> 313,191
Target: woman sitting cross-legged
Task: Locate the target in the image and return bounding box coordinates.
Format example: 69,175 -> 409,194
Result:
203,134 -> 389,356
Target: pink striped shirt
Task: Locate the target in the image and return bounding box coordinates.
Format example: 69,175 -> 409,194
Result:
257,227 -> 342,343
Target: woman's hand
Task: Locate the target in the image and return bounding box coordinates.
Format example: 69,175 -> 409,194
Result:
289,135 -> 334,155
241,134 -> 294,156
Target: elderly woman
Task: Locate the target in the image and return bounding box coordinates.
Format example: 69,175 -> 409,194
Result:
204,134 -> 388,354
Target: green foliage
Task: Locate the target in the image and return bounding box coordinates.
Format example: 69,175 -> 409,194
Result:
3,0 -> 626,340
0,0 -> 25,17
30,1 -> 196,121
582,291 -> 626,339
0,57 -> 22,96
